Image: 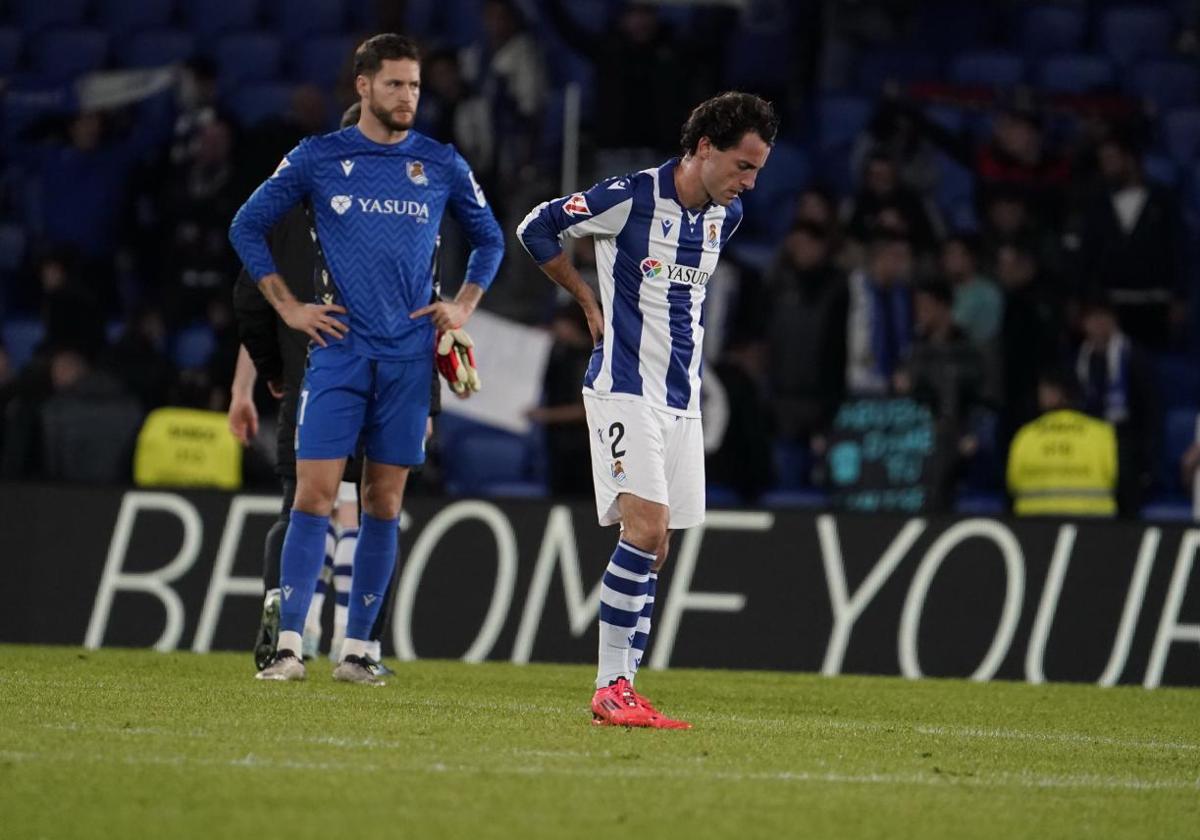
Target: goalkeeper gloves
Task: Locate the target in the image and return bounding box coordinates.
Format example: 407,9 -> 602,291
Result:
436,328 -> 481,395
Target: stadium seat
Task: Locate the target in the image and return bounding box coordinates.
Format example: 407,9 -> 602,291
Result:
1140,498 -> 1193,521
1098,6 -> 1174,66
0,28 -> 21,75
291,35 -> 354,88
1160,408 -> 1198,491
169,323 -> 216,370
737,141 -> 809,243
771,440 -> 811,491
1144,153 -> 1180,187
121,29 -> 196,68
1162,108 -> 1200,164
31,29 -> 110,80
1036,53 -> 1116,93
443,431 -> 533,495
229,82 -> 294,128
213,32 -> 283,92
912,2 -> 995,52
264,0 -> 346,42
1016,5 -> 1086,56
425,0 -> 485,48
949,50 -> 1026,88
815,94 -> 872,153
954,493 -> 1006,515
1127,59 -> 1200,112
0,223 -> 26,272
722,28 -> 794,93
1,317 -> 44,372
96,0 -> 176,34
855,48 -> 941,94
11,0 -> 88,33
1153,353 -> 1200,409
179,0 -> 261,41
345,0 -> 378,31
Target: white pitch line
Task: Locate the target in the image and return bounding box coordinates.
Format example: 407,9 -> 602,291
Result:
2,748 -> 1197,793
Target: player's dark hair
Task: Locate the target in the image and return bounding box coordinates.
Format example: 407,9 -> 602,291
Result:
354,33 -> 420,78
679,91 -> 779,156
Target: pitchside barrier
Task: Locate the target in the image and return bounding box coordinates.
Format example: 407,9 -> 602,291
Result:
2,483 -> 1197,688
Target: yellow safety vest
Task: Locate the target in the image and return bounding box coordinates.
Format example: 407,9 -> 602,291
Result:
133,407 -> 242,490
1007,409 -> 1117,516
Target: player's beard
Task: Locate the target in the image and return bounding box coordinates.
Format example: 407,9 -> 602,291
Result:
369,99 -> 414,133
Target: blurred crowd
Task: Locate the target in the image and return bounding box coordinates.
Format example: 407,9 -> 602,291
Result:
0,0 -> 1198,518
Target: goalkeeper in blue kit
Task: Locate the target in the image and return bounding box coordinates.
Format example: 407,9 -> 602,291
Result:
229,33 -> 504,684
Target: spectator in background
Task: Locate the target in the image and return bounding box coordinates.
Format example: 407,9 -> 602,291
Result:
997,240 -> 1062,447
1076,298 -> 1159,518
102,304 -> 174,411
1078,131 -> 1185,350
544,0 -> 710,177
170,58 -> 221,167
764,221 -> 848,445
844,151 -> 939,254
1007,368 -> 1116,517
978,186 -> 1063,279
846,233 -> 914,395
236,85 -> 331,200
418,48 -> 492,169
705,333 -> 774,503
36,250 -> 106,362
158,116 -> 243,326
526,304 -> 592,496
896,280 -> 985,510
941,233 -> 1002,348
461,0 -> 547,189
852,100 -> 944,204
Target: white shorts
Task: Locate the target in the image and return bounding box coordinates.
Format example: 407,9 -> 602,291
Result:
583,393 -> 705,530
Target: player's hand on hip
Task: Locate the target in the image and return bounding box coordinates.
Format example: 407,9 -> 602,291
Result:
227,396 -> 258,445
410,300 -> 470,331
585,308 -> 605,345
281,301 -> 348,347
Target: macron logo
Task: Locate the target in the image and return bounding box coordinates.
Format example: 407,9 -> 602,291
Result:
341,159 -> 355,176
331,195 -> 353,215
363,594 -> 377,607
282,585 -> 294,601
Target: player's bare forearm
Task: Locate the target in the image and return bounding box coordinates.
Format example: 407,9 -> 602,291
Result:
537,253 -> 603,342
256,272 -> 347,347
231,345 -> 257,399
410,282 -> 485,330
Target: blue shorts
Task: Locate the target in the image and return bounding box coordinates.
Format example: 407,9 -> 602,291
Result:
296,343 -> 432,466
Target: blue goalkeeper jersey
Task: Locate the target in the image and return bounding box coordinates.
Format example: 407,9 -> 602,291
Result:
229,126 -> 504,360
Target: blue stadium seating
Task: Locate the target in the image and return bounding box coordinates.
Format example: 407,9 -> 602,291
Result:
265,0 -> 346,42
292,35 -> 354,87
121,29 -> 197,69
1098,6 -> 1174,66
738,141 -> 809,244
912,3 -> 994,52
179,0 -> 261,41
1144,154 -> 1180,187
0,28 -> 21,75
1162,108 -> 1200,164
443,429 -> 537,495
1016,5 -> 1086,56
0,223 -> 26,271
1163,407 -> 1198,477
815,94 -> 872,153
230,83 -> 295,128
949,50 -> 1026,88
96,0 -> 175,34
1,317 -> 44,371
1154,353 -> 1200,409
1036,53 -> 1116,93
345,0 -> 377,31
11,0 -> 88,33
213,32 -> 283,92
771,440 -> 812,490
169,323 -> 216,370
1127,59 -> 1200,111
722,28 -> 794,92
855,49 -> 940,94
31,29 -> 110,80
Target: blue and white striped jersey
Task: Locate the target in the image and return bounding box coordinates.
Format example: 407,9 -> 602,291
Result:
517,159 -> 743,418
229,126 -> 504,361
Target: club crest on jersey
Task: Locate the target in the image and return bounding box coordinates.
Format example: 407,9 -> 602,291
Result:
330,195 -> 352,215
407,160 -> 428,185
562,192 -> 591,217
611,460 -> 627,485
640,258 -> 663,279
705,222 -> 719,250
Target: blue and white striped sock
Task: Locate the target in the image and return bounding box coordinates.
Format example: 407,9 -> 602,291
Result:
628,571 -> 657,684
332,527 -> 357,637
596,540 -> 655,689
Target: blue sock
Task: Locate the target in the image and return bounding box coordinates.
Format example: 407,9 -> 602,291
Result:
346,513 -> 398,641
629,571 -> 657,682
596,540 -> 654,688
279,510 -> 331,636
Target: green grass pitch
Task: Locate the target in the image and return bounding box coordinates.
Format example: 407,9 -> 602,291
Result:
1,645 -> 1197,839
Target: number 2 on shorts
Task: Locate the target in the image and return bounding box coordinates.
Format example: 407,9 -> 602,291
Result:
608,421 -> 626,459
